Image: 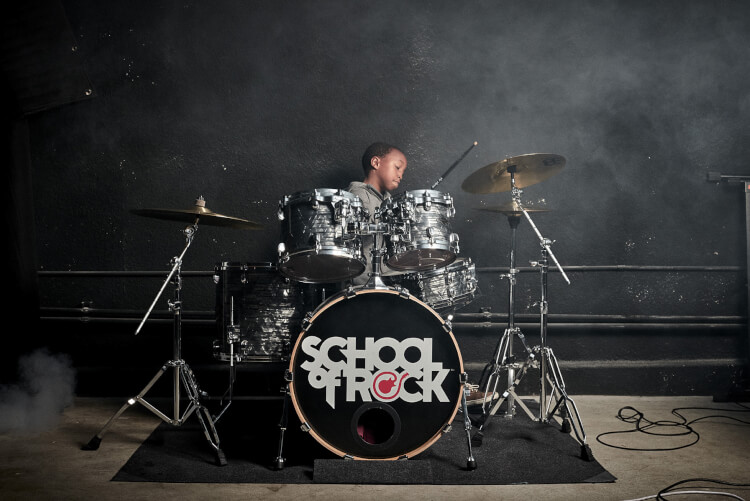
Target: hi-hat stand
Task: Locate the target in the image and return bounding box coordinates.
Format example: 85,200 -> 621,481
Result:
477,204 -> 533,422
82,222 -> 227,466
472,171 -> 593,461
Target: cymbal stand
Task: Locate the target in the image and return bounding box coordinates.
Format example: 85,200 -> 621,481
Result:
521,235 -> 592,460
82,222 -> 227,466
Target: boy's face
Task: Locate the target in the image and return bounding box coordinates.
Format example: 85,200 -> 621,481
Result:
371,149 -> 407,193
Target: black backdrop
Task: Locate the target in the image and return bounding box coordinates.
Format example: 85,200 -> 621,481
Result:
4,0 -> 750,395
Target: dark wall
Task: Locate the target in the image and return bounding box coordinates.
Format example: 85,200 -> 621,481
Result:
10,0 -> 750,395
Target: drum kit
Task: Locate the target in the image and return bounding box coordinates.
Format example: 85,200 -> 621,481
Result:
82,147 -> 593,471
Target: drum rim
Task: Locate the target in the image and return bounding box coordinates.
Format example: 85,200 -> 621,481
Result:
282,188 -> 363,205
287,287 -> 464,460
386,251 -> 457,272
401,256 -> 474,279
390,189 -> 454,203
216,261 -> 278,271
279,249 -> 366,283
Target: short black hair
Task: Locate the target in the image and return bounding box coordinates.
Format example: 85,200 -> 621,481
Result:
361,142 -> 401,175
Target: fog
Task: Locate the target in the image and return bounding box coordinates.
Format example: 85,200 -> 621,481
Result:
0,349 -> 76,434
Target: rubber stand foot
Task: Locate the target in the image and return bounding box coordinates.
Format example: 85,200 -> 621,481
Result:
215,449 -> 228,466
274,457 -> 285,470
471,431 -> 484,447
581,444 -> 594,462
561,418 -> 572,434
466,458 -> 477,470
81,436 -> 101,451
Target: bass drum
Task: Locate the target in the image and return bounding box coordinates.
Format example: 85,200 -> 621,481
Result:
289,288 -> 464,460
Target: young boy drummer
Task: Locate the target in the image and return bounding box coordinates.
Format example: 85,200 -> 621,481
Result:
347,142 -> 407,286
347,141 -> 490,406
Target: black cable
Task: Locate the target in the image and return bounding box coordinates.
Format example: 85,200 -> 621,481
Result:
596,403 -> 750,452
656,478 -> 750,501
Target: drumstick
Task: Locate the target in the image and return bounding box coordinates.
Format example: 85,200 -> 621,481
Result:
431,141 -> 478,190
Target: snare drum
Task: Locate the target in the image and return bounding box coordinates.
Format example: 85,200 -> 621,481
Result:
213,262 -> 306,363
398,257 -> 478,312
382,189 -> 459,272
289,287 -> 464,460
278,189 -> 366,283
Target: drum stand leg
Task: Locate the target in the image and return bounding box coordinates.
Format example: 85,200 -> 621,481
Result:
274,371 -> 293,470
536,344 -> 593,461
461,373 -> 477,470
81,223 -> 227,466
213,299 -> 241,425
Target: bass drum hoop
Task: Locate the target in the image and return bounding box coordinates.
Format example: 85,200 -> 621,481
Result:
288,287 -> 464,460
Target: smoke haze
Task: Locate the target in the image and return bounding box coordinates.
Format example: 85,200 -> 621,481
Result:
0,349 -> 76,434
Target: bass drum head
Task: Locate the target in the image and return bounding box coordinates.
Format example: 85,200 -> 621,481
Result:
289,288 -> 463,460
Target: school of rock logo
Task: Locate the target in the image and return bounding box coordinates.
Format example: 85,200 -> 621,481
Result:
299,335 -> 450,409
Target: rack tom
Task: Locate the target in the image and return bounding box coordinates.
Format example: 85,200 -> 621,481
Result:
382,189 -> 459,272
278,189 -> 366,283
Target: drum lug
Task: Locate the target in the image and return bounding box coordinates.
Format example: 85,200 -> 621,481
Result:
343,455 -> 354,461
300,422 -> 311,433
344,286 -> 357,299
442,316 -> 453,333
460,372 -> 469,384
397,286 -> 410,299
449,233 -> 460,253
397,455 -> 409,460
284,369 -> 293,382
442,423 -> 453,433
302,313 -> 313,331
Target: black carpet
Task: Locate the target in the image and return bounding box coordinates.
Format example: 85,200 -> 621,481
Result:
111,400 -> 616,485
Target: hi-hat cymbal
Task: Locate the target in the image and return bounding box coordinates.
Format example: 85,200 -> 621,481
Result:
131,197 -> 263,229
462,153 -> 565,194
474,201 -> 551,216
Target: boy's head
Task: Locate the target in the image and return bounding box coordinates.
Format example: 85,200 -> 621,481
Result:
362,142 -> 400,176
361,142 -> 407,193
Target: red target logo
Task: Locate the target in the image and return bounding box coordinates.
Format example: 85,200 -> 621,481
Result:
372,371 -> 409,400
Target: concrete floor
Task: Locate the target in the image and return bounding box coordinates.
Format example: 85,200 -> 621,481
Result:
1,395 -> 749,501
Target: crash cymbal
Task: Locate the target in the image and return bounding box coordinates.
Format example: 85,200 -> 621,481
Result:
131,197 -> 263,229
462,153 -> 565,194
474,201 -> 551,216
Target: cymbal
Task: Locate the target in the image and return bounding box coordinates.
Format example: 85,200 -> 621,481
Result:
131,197 -> 263,229
462,153 -> 565,194
474,201 -> 551,216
